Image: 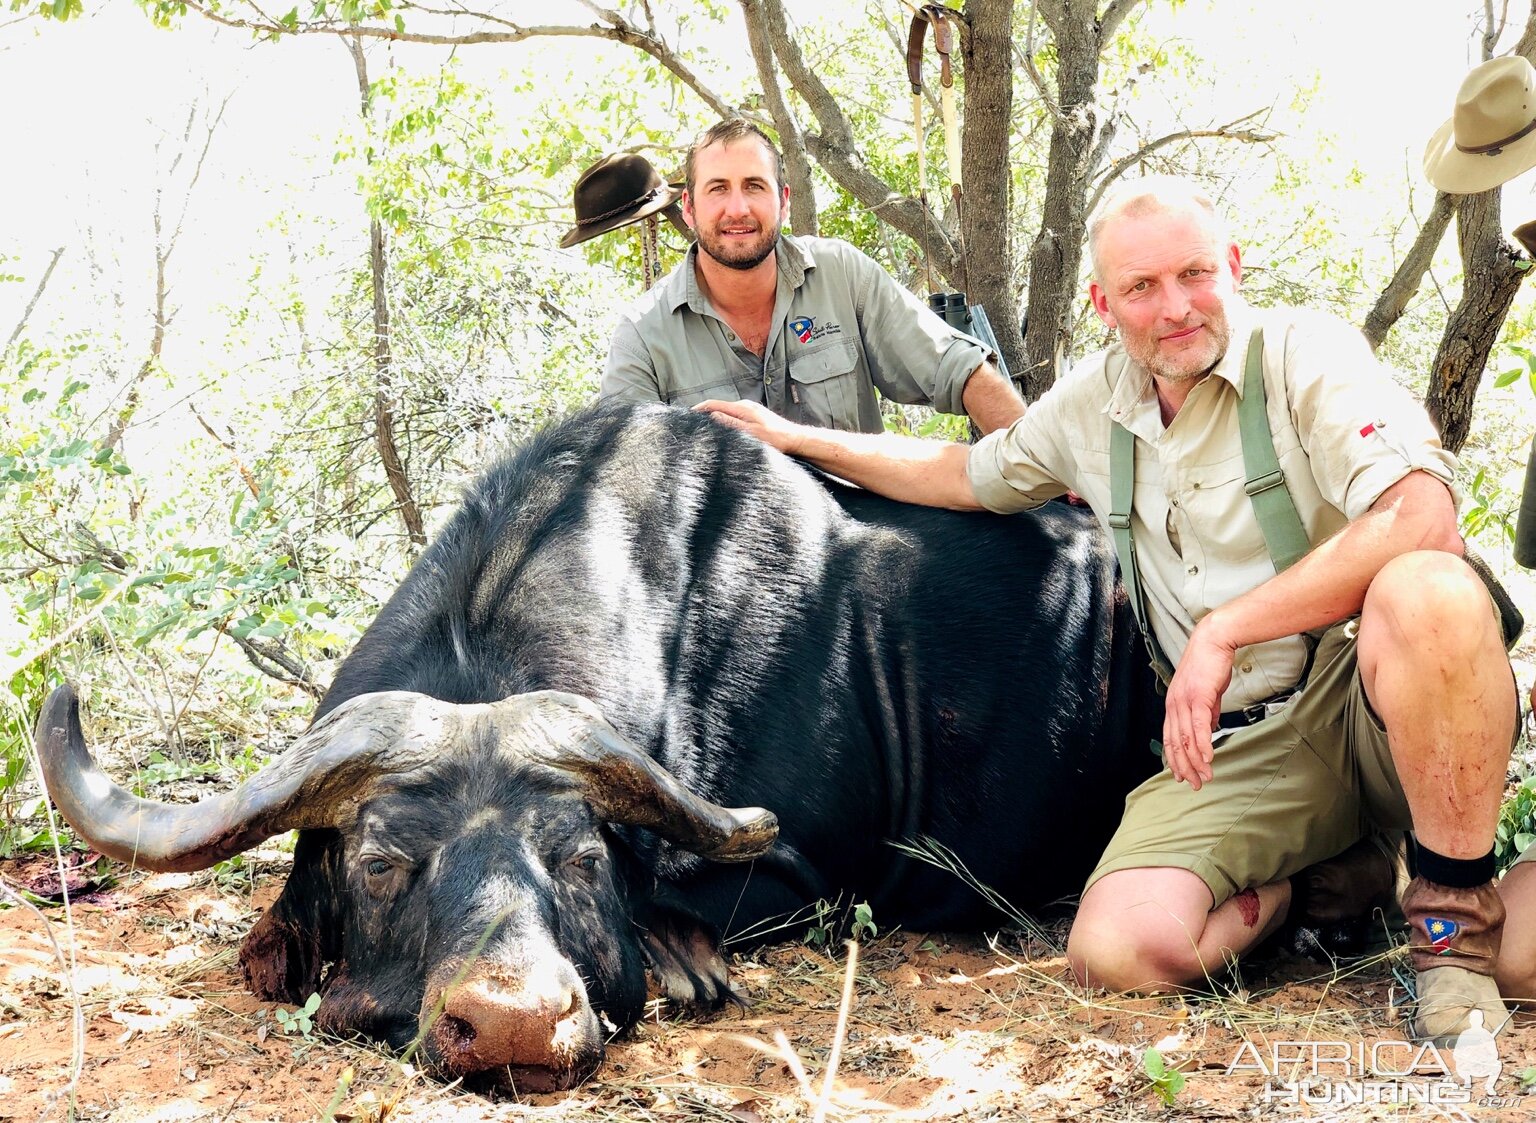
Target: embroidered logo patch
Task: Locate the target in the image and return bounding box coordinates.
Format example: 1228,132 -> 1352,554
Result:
1426,916 -> 1461,955
790,316 -> 814,343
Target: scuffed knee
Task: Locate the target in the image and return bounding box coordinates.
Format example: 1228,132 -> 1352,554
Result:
1367,552 -> 1484,627
1067,920 -> 1208,993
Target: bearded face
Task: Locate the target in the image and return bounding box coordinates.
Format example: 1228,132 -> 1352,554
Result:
683,139 -> 787,272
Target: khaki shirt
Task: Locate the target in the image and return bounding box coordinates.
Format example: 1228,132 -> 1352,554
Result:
602,234 -> 991,432
967,301 -> 1458,710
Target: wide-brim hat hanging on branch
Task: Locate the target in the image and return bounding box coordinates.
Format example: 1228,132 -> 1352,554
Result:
559,152 -> 683,249
1424,55 -> 1536,194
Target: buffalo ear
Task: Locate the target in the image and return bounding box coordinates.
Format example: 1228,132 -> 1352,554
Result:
239,829 -> 343,1003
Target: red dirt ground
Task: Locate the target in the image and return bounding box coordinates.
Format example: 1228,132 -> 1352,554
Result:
6,851 -> 1536,1122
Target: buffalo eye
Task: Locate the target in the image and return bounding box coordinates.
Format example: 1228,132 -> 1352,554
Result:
361,856 -> 396,898
568,849 -> 602,880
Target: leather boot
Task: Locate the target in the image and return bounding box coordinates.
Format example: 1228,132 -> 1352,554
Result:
1402,876 -> 1508,1041
1285,833 -> 1400,958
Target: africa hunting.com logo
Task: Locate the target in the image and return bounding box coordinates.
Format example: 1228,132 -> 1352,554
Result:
1225,1016 -> 1509,1110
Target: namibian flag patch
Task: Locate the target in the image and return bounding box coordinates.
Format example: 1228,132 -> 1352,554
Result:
1426,916 -> 1461,955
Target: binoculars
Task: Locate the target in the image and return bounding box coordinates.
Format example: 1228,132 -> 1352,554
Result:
927,291 -> 1014,384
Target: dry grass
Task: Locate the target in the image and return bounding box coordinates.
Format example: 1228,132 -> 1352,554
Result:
4,853 -> 1536,1122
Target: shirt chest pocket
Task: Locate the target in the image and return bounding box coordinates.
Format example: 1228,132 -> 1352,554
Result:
663,376 -> 749,409
1180,459 -> 1270,566
787,341 -> 859,427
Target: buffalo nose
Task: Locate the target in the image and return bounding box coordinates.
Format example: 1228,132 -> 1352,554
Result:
434,962 -> 583,1071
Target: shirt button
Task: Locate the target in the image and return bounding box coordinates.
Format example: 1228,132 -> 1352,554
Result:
726,331 -> 736,341
1241,663 -> 1254,674
765,376 -> 774,385
1170,498 -> 1180,509
1187,565 -> 1199,575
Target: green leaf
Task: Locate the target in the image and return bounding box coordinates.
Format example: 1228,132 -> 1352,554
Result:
1143,1048 -> 1165,1078
1495,368 -> 1522,389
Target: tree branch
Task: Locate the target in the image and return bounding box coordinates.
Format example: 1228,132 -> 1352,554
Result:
1021,0 -> 1064,123
1513,0 -> 1536,58
1033,0 -> 1066,39
759,0 -> 957,277
739,0 -> 818,235
179,0 -> 742,118
4,245 -> 64,357
1097,0 -> 1145,43
1086,110 -> 1277,215
229,632 -> 323,697
1362,190 -> 1456,350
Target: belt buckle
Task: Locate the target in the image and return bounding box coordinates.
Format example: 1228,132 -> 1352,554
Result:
1241,702 -> 1267,726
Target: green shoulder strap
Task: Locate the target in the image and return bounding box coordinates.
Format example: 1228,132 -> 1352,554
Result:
1237,328 -> 1311,572
1107,326 -> 1310,686
1109,421 -> 1175,684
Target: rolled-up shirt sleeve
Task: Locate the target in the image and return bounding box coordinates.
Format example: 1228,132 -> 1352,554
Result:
850,249 -> 991,415
601,318 -> 663,402
1280,312 -> 1459,519
966,400 -> 1073,513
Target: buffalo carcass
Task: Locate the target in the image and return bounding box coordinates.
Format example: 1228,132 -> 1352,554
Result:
36,401 -> 1160,1092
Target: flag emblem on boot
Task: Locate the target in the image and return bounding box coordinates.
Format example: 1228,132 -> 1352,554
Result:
1426,916 -> 1461,954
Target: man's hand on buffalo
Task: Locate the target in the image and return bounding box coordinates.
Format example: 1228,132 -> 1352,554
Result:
1161,614 -> 1237,790
695,397 -> 806,456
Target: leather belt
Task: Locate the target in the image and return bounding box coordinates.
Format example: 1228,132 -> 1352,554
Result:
1217,692 -> 1293,731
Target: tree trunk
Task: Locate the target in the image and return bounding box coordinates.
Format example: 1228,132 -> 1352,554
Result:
1427,189 -> 1527,453
1362,192 -> 1456,351
348,35 -> 427,549
740,0 -> 818,236
959,0 -> 1022,383
1020,1 -> 1100,401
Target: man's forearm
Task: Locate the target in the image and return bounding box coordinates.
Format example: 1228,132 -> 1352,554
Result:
791,429 -> 982,510
695,399 -> 983,510
1198,471 -> 1462,652
961,363 -> 1026,434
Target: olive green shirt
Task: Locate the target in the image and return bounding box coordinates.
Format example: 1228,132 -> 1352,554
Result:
602,234 -> 991,432
967,300 -> 1459,710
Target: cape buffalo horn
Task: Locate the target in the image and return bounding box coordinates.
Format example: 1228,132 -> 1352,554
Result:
503,691 -> 778,861
33,683 -> 451,872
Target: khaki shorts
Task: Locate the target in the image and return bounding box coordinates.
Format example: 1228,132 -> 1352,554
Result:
1088,617 -> 1412,907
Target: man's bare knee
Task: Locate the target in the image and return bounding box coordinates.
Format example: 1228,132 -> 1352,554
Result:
1068,917 -> 1207,992
1362,552 -> 1490,651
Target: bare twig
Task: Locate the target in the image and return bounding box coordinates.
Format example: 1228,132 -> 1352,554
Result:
0,874 -> 85,1111
1087,109 -> 1278,215
229,631 -> 323,698
177,0 -> 741,118
4,245 -> 65,357
813,940 -> 859,1123
1021,0 -> 1064,123
190,400 -> 262,499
